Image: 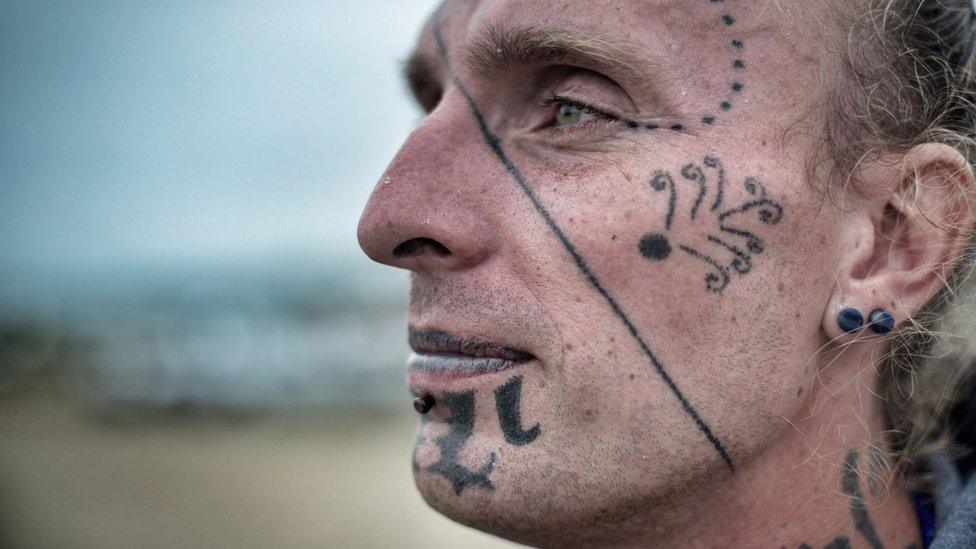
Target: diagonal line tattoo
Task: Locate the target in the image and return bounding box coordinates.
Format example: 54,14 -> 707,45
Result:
430,9 -> 735,473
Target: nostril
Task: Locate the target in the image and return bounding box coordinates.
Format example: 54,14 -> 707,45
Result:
392,237 -> 451,257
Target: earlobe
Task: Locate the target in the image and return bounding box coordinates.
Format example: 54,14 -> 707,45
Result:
821,215 -> 877,341
821,143 -> 976,343
822,306 -> 897,340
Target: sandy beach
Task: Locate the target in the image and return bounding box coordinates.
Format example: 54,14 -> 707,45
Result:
0,388 -> 518,549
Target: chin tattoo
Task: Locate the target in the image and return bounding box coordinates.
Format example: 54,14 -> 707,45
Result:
418,375 -> 541,496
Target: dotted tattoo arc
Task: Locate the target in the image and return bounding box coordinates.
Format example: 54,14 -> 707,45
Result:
701,1 -> 747,127
618,0 -> 748,131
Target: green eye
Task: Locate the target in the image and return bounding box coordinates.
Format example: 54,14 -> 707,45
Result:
555,103 -> 586,126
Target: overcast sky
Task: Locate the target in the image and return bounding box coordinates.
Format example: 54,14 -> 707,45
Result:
0,0 -> 439,277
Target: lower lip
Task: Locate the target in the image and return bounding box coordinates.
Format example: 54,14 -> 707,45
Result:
407,352 -> 527,381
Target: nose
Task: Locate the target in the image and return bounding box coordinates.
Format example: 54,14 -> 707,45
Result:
357,109 -> 498,273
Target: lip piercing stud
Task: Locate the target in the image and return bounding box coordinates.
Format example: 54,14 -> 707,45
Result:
413,394 -> 436,414
837,308 -> 864,333
868,309 -> 895,334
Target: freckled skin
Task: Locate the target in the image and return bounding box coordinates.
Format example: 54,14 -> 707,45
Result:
357,0 -> 940,547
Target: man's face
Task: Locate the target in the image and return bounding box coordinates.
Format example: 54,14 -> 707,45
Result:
359,0 -> 838,544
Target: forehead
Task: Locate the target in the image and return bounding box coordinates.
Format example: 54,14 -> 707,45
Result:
446,0 -> 724,38
428,0 -> 823,50
419,0 -> 826,126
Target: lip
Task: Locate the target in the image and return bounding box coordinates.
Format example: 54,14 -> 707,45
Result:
407,330 -> 534,380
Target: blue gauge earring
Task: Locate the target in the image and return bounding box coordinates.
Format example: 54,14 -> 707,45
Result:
869,309 -> 895,334
838,308 -> 865,333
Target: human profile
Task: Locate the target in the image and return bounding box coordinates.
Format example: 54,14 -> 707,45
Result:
358,1 -> 976,546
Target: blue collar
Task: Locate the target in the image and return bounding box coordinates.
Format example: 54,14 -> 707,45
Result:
910,490 -> 937,548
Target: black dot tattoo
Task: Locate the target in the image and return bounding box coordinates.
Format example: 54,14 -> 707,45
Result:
639,233 -> 672,260
606,117 -> 685,133
705,3 -> 750,127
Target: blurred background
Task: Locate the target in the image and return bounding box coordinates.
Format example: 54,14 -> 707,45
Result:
0,1 -> 515,547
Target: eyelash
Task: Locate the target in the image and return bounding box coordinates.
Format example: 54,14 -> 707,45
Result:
542,95 -> 687,139
541,94 -> 623,133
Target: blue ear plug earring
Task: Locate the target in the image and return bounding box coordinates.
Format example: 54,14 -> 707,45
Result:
869,309 -> 895,334
838,308 -> 864,333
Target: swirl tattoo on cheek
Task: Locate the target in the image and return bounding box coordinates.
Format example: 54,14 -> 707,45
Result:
639,157 -> 784,293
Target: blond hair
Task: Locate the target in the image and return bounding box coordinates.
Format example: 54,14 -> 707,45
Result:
821,0 -> 976,481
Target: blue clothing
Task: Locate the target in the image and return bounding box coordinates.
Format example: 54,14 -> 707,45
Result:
911,490 -> 937,547
931,452 -> 976,548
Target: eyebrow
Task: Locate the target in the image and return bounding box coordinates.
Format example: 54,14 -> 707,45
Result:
403,21 -> 671,115
463,23 -> 643,81
472,24 -> 678,116
403,49 -> 442,112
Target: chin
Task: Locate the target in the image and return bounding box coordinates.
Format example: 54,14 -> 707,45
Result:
414,480 -> 557,547
411,452 -> 621,548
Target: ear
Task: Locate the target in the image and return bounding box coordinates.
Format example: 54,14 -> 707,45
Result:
823,143 -> 976,340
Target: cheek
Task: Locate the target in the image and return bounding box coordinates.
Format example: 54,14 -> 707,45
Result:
513,154 -> 839,464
